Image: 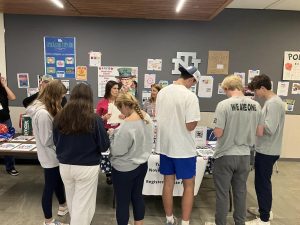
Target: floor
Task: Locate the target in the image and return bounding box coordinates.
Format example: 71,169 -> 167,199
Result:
0,161 -> 299,225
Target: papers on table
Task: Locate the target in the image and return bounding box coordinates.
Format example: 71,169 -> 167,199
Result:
107,103 -> 123,124
0,142 -> 36,152
11,136 -> 35,142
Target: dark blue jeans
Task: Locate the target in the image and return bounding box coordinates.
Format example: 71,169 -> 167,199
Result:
255,152 -> 279,222
2,119 -> 15,171
42,167 -> 66,219
112,163 -> 148,225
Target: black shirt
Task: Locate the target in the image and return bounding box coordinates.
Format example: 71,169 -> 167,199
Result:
0,85 -> 10,122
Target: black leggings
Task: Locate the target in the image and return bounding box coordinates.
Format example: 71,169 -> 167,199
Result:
112,163 -> 148,225
42,167 -> 66,219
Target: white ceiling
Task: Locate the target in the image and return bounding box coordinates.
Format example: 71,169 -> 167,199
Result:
227,0 -> 300,11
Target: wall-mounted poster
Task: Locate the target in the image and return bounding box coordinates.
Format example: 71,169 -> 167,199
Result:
144,74 -> 156,88
147,59 -> 162,71
283,51 -> 300,80
76,66 -> 87,81
44,36 -> 76,79
98,66 -> 138,97
248,69 -> 260,84
17,73 -> 29,88
89,51 -> 101,67
291,83 -> 300,94
61,80 -> 70,95
207,51 -> 229,75
277,81 -> 289,96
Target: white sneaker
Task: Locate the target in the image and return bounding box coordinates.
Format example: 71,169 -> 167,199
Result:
247,207 -> 273,220
43,219 -> 69,225
57,206 -> 69,216
245,218 -> 270,225
204,222 -> 216,225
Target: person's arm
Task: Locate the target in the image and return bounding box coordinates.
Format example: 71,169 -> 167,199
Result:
23,93 -> 38,108
95,116 -> 110,152
36,111 -> 54,147
264,103 -> 282,135
185,95 -> 200,131
186,121 -> 198,131
256,104 -> 264,137
1,77 -> 16,100
214,127 -> 224,138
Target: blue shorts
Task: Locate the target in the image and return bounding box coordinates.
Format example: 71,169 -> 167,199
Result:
159,154 -> 196,179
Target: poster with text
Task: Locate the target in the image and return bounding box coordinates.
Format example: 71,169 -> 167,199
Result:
234,72 -> 246,86
207,51 -> 229,75
197,76 -> 214,98
98,76 -> 117,97
218,83 -> 225,95
277,81 -> 289,96
283,51 -> 300,80
147,59 -> 162,71
283,99 -> 295,112
98,66 -> 138,97
17,73 -> 29,88
76,66 -> 87,81
44,36 -> 76,78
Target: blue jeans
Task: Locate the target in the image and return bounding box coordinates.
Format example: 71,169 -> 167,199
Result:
2,119 -> 16,171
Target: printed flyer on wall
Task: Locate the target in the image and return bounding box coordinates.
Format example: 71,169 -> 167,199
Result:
44,36 -> 76,79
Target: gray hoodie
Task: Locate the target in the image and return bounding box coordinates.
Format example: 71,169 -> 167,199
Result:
26,100 -> 59,168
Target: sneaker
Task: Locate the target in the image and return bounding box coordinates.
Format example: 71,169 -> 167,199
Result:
247,207 -> 273,220
43,219 -> 69,225
57,205 -> 69,216
7,169 -> 19,176
166,216 -> 178,225
246,218 -> 270,225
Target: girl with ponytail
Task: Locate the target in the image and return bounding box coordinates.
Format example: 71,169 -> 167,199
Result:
110,92 -> 153,225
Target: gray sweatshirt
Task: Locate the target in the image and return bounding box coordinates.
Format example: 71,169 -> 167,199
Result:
110,113 -> 154,172
26,100 -> 59,168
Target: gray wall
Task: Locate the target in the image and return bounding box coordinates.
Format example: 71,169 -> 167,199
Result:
4,9 -> 300,114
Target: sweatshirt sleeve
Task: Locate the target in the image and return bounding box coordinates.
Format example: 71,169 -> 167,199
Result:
95,116 -> 110,152
36,111 -> 54,148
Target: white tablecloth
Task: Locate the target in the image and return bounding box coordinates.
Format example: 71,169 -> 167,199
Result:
142,154 -> 208,196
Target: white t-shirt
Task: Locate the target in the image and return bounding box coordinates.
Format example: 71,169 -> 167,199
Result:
156,84 -> 200,158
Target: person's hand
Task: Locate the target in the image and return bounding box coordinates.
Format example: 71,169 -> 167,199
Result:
0,77 -> 7,87
119,114 -> 126,120
107,128 -> 115,136
102,113 -> 111,121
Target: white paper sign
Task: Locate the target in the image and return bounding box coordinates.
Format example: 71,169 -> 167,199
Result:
89,51 -> 102,67
277,81 -> 289,96
283,51 -> 300,80
147,59 -> 162,71
197,76 -> 214,98
218,83 -> 225,95
142,154 -> 207,196
193,126 -> 207,147
144,74 -> 156,88
61,80 -> 70,95
97,76 -> 117,97
248,70 -> 260,84
142,90 -> 151,104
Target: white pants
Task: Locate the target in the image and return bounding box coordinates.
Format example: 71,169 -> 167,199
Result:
59,163 -> 100,225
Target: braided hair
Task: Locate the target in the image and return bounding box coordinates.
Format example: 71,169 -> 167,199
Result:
115,93 -> 149,124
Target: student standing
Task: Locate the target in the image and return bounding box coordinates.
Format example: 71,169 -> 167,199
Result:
96,80 -> 123,184
26,80 -> 68,225
156,65 -> 201,225
110,93 -> 153,225
142,84 -> 162,118
246,74 -> 285,225
0,74 -> 18,175
54,83 -> 110,225
205,75 -> 263,225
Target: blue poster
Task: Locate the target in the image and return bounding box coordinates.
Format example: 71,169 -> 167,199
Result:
44,36 -> 76,79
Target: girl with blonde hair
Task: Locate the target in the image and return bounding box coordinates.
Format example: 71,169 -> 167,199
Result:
26,80 -> 68,225
110,93 -> 153,225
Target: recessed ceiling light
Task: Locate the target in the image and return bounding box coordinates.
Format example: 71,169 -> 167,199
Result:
176,0 -> 186,13
51,0 -> 64,9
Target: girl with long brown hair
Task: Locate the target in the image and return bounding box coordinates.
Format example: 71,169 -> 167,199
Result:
110,93 -> 153,225
53,83 -> 110,225
26,80 -> 68,225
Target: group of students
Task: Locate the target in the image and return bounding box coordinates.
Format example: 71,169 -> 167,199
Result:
0,64 -> 284,225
